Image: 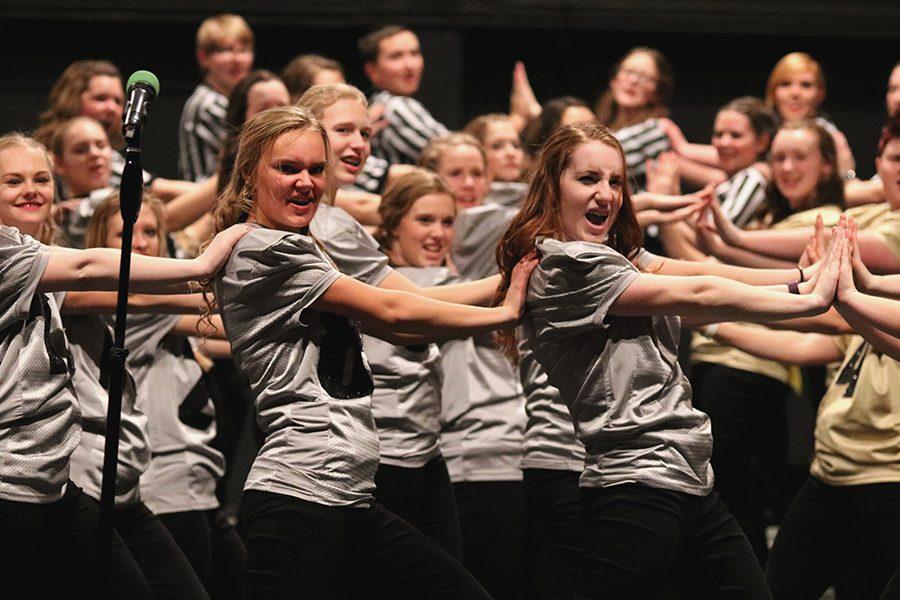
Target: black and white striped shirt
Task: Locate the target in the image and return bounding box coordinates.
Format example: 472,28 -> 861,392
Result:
109,151 -> 154,190
613,118 -> 672,192
178,83 -> 229,182
350,154 -> 390,194
369,90 -> 448,165
717,165 -> 769,228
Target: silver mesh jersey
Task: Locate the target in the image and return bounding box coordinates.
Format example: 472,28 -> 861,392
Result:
523,238 -> 713,496
362,266 -> 455,468
0,226 -> 80,503
62,307 -> 149,506
214,226 -> 379,508
310,203 -> 393,287
441,203 -> 526,483
118,313 -> 224,514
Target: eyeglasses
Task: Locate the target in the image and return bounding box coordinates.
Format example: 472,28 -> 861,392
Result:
618,68 -> 657,86
210,46 -> 254,57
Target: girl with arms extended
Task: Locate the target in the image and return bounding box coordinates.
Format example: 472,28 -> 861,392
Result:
495,121 -> 843,598
208,105 -> 535,599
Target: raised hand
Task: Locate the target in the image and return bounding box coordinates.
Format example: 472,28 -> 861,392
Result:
657,118 -> 689,154
645,152 -> 681,195
509,62 -> 542,133
703,193 -> 745,247
812,223 -> 845,306
847,217 -> 875,293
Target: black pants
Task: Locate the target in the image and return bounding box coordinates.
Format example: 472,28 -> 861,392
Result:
240,490 -> 490,600
0,482 -> 153,599
109,500 -> 210,599
523,468 -> 585,600
454,480 -> 527,600
373,456 -> 462,558
159,509 -> 247,600
576,483 -> 770,599
691,362 -> 790,563
767,476 -> 900,600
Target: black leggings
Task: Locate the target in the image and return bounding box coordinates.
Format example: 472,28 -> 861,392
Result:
523,468 -> 585,600
691,362 -> 790,563
111,501 -> 210,599
159,509 -> 247,600
767,476 -> 900,600
240,490 -> 490,600
576,483 -> 770,600
0,482 -> 153,599
454,480 -> 528,600
373,456 -> 462,558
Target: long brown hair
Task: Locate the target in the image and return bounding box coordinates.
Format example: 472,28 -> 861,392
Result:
374,168 -> 454,251
36,60 -> 123,149
83,191 -> 167,255
494,122 -> 643,359
594,47 -> 673,131
756,120 -> 844,225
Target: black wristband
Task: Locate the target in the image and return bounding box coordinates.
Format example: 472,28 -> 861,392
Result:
788,281 -> 801,295
798,266 -> 805,282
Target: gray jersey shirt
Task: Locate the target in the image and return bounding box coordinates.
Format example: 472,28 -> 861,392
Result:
485,181 -> 528,209
524,238 -> 713,496
62,308 -> 149,506
362,266 -> 455,468
215,226 -> 379,508
442,204 -> 526,483
0,226 -> 80,502
311,203 -> 392,287
120,313 -> 224,514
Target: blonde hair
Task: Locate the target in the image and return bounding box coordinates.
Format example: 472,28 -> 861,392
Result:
0,133 -> 58,245
212,105 -> 334,235
196,13 -> 254,54
35,60 -> 122,149
374,168 -> 454,250
764,52 -> 826,116
297,83 -> 368,120
417,132 -> 487,173
83,191 -> 167,255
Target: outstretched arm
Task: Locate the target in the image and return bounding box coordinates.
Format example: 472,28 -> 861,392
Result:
703,322 -> 844,366
38,224 -> 250,294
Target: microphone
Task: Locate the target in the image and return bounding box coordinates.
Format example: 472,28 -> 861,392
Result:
122,70 -> 160,139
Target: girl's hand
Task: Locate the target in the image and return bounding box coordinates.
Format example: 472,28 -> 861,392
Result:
848,218 -> 874,293
657,118 -> 689,154
811,224 -> 845,308
836,224 -> 858,303
636,200 -> 705,228
502,252 -> 539,319
509,61 -> 542,132
704,194 -> 744,247
197,224 -> 252,278
645,152 -> 681,195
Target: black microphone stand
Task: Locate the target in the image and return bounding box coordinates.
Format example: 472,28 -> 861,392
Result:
98,125 -> 143,594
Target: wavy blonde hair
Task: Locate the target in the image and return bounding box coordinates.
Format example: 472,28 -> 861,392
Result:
0,133 -> 59,245
211,104 -> 335,235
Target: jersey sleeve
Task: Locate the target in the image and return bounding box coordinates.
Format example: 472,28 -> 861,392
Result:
311,205 -> 393,287
0,227 -> 51,331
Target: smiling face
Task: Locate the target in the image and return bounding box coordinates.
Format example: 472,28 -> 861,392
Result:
0,145 -> 54,237
712,110 -> 768,176
251,129 -> 328,232
436,144 -> 488,209
79,75 -> 125,136
559,140 -> 625,244
773,70 -> 823,123
54,119 -> 112,197
483,120 -> 524,182
387,192 -> 456,267
610,51 -> 660,110
887,65 -> 900,118
365,30 -> 424,96
878,138 -> 900,209
321,98 -> 372,185
199,36 -> 254,95
770,128 -> 831,209
104,204 -> 161,257
245,79 -> 290,121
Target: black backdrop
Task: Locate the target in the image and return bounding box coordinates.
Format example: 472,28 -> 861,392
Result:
1,1 -> 897,179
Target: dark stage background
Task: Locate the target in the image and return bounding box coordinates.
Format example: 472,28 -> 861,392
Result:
1,1 -> 897,179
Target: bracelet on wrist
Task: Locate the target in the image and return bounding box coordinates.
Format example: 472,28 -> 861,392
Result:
798,266 -> 805,283
788,281 -> 801,295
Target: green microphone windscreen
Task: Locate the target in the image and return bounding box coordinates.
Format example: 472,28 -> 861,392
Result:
126,70 -> 160,97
